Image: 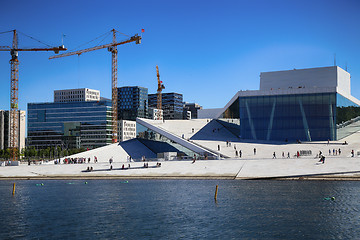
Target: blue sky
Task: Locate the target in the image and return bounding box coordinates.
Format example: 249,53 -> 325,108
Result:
1,0 -> 360,114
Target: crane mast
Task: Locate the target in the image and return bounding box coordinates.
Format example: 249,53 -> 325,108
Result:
110,29 -> 118,143
0,29 -> 67,162
156,65 -> 165,110
10,30 -> 19,161
49,29 -> 141,143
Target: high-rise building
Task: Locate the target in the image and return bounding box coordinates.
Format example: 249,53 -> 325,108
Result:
54,88 -> 100,103
0,110 -> 26,151
148,92 -> 183,119
117,86 -> 148,121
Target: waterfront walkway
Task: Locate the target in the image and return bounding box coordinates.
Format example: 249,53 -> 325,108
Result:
1,155 -> 360,180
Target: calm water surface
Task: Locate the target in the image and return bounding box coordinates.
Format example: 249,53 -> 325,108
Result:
0,180 -> 360,239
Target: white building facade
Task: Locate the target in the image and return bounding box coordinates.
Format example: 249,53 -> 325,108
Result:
54,88 -> 100,103
118,120 -> 137,142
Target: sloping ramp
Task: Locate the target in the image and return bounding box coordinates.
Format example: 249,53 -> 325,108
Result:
137,118 -> 220,157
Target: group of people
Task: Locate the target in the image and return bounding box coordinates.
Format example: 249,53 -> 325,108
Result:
62,156 -> 98,164
329,148 -> 342,155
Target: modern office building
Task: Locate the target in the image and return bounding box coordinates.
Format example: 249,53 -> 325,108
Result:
148,92 -> 183,120
54,88 -> 100,102
0,110 -> 26,151
27,100 -> 112,149
217,66 -> 360,141
117,86 -> 148,121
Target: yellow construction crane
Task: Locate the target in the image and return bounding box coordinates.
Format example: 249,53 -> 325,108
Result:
156,65 -> 165,110
49,29 -> 141,143
0,29 -> 67,162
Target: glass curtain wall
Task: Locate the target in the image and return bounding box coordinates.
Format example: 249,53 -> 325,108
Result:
28,101 -> 112,149
336,94 -> 360,139
136,123 -> 201,158
237,93 -> 336,141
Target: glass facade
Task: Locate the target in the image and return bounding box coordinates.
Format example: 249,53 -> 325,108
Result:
118,86 -> 148,120
336,94 -> 360,139
220,92 -> 360,142
28,100 -> 113,149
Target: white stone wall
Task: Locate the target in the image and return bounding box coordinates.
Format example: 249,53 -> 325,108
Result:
260,66 -> 349,92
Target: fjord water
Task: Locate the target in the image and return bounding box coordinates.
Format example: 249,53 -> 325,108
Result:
1,180 -> 360,239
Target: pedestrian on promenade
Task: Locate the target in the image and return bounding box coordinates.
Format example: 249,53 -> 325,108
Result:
319,154 -> 325,164
218,145 -> 220,151
339,149 -> 341,155
329,149 -> 331,155
239,150 -> 242,158
235,150 -> 238,157
297,151 -> 300,158
287,152 -> 290,158
254,148 -> 256,155
282,152 -> 285,158
273,152 -> 276,159
351,150 -> 354,157
234,145 -> 236,150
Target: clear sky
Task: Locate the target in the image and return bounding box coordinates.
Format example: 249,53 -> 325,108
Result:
1,0 -> 360,114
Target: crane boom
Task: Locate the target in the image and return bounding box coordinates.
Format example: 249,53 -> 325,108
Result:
49,34 -> 141,59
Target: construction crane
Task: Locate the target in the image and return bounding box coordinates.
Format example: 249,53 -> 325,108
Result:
0,29 -> 67,162
49,29 -> 141,143
156,65 -> 165,110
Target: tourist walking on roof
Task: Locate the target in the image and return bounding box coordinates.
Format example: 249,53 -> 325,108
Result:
235,150 -> 238,157
351,150 -> 354,157
218,145 -> 220,151
254,148 -> 256,155
239,150 -> 242,158
273,152 -> 276,159
287,152 -> 290,158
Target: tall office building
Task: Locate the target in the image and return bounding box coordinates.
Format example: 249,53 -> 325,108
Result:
29,88 -> 112,149
54,88 -> 100,102
28,100 -> 112,149
148,92 -> 183,120
117,86 -> 148,121
0,110 -> 26,151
